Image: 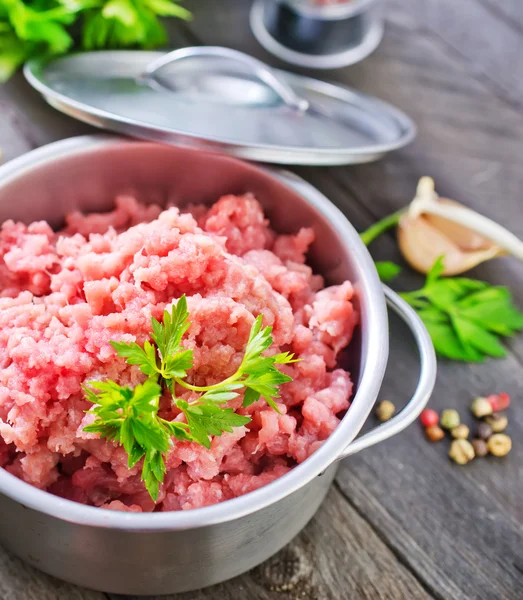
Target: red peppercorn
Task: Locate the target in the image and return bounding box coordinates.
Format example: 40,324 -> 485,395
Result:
420,408 -> 439,428
487,393 -> 510,412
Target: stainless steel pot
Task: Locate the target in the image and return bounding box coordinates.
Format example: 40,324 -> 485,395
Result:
251,0 -> 384,69
0,135 -> 436,595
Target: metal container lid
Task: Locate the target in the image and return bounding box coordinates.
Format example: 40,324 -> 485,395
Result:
24,47 -> 415,166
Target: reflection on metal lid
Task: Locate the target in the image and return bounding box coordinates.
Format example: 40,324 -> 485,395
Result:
25,46 -> 415,166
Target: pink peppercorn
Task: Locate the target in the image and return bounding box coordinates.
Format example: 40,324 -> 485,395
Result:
420,408 -> 439,428
487,393 -> 510,412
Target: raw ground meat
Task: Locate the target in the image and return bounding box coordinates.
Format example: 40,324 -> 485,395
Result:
0,194 -> 358,512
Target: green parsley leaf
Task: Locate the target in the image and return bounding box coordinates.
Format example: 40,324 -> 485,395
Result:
84,299 -> 296,501
142,450 -> 163,501
128,443 -> 145,469
243,369 -> 292,412
426,255 -> 445,284
272,352 -> 300,365
160,419 -> 192,442
163,348 -> 193,379
178,400 -> 250,449
375,261 -> 402,282
451,315 -> 506,358
243,315 -> 273,365
1,0 -> 191,81
84,378 -> 168,500
401,256 -> 523,362
110,339 -> 158,377
200,386 -> 241,403
243,387 -> 261,407
151,296 -> 190,362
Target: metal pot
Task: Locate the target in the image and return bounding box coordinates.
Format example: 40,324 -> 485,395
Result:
250,0 -> 384,69
0,135 -> 436,595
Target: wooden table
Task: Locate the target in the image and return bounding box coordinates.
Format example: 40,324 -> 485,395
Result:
1,1 -> 522,598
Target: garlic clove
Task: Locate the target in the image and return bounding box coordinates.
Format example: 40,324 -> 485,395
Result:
398,177 -> 519,276
398,215 -> 505,275
424,199 -> 493,252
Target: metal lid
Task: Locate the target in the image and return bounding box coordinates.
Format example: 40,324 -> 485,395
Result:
24,47 -> 415,165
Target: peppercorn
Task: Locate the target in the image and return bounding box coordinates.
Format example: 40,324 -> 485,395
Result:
485,413 -> 508,433
471,439 -> 489,457
470,397 -> 493,418
451,424 -> 470,440
440,409 -> 460,430
487,434 -> 512,457
420,408 -> 439,428
449,439 -> 475,465
376,400 -> 395,422
476,422 -> 493,440
487,392 -> 510,412
425,425 -> 445,442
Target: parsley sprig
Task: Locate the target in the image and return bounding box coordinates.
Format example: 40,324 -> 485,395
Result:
399,257 -> 523,362
360,211 -> 523,362
0,0 -> 191,82
83,296 -> 297,501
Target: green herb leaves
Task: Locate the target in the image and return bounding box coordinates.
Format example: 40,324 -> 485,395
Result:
0,0 -> 191,82
109,340 -> 158,377
110,296 -> 194,384
401,257 -> 523,362
375,261 -> 401,283
177,400 -> 250,449
0,0 -> 90,81
83,379 -> 191,500
85,296 -> 295,500
174,315 -> 298,412
82,0 -> 191,51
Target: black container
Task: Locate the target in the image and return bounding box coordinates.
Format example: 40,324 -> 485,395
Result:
250,0 -> 383,69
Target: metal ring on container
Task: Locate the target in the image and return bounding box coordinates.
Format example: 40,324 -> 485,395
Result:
335,286 -> 437,461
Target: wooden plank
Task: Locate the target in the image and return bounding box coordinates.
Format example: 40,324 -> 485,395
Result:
386,0 -> 523,108
477,0 -> 523,30
335,307 -> 523,600
0,546 -> 104,600
112,486 -> 434,600
0,73 -> 92,162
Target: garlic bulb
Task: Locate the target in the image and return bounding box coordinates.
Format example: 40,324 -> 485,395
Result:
398,177 -> 523,276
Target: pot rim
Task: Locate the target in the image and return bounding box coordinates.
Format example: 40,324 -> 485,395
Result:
0,135 -> 388,531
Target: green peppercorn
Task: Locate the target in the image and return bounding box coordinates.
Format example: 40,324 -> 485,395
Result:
441,409 -> 460,430
487,434 -> 512,457
485,413 -> 508,433
449,439 -> 475,465
476,422 -> 493,440
451,424 -> 470,440
471,439 -> 489,457
470,397 -> 493,418
376,400 -> 395,422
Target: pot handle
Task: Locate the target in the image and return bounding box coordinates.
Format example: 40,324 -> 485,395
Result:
143,46 -> 309,112
335,285 -> 437,461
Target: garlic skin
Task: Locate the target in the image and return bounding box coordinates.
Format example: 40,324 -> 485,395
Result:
398,177 -> 523,276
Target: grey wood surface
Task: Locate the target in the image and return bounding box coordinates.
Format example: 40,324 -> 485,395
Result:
1,1 -> 522,599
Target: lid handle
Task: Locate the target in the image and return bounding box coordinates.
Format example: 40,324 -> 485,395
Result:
143,46 -> 309,113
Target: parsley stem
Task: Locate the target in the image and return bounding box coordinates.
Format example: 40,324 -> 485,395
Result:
360,210 -> 405,247
175,372 -> 241,392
